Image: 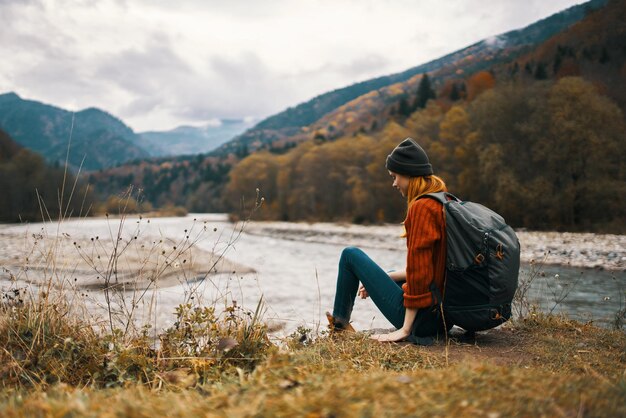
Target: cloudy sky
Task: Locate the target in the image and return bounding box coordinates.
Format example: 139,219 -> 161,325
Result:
1,0 -> 586,131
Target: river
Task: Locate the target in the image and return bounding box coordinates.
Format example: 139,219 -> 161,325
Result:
0,214 -> 624,335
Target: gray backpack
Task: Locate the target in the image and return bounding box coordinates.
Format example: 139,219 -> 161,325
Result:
423,192 -> 520,332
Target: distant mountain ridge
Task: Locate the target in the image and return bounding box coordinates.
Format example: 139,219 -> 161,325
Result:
138,119 -> 255,157
0,93 -> 251,169
211,0 -> 607,157
0,92 -> 148,171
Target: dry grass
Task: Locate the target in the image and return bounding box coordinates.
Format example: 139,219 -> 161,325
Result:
0,310 -> 624,417
0,296 -> 103,388
0,294 -> 273,391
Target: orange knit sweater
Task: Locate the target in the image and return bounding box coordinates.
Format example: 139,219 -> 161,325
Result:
402,197 -> 447,309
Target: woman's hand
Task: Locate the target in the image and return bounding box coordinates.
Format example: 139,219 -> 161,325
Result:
358,284 -> 369,299
370,328 -> 411,342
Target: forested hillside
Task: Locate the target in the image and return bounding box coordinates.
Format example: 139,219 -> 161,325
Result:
88,154 -> 232,211
0,130 -> 94,222
89,0 -> 625,232
228,77 -> 625,231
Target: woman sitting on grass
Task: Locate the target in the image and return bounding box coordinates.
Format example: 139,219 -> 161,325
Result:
327,137 -> 450,343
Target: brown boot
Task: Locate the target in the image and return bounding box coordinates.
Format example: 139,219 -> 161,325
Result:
325,311 -> 355,332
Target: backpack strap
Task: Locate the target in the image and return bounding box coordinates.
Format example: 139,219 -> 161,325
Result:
421,192 -> 461,204
418,192 -> 456,307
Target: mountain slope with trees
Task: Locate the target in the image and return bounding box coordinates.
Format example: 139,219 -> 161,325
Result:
226,76 -> 625,231
210,0 -> 608,157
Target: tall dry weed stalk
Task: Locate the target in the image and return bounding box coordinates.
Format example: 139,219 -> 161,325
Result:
513,254 -> 548,318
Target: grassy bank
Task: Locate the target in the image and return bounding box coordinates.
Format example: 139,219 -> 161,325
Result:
0,302 -> 624,417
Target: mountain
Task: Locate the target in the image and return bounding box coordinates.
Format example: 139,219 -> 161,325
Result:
137,119 -> 256,157
0,93 -> 149,171
210,0 -> 608,157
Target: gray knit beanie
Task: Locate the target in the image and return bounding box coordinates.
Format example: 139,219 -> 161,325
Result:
385,137 -> 433,177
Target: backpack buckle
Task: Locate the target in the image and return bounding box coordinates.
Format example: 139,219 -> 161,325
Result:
496,244 -> 504,260
490,308 -> 502,320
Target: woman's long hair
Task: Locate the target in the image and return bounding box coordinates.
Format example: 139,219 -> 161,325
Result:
405,175 -> 448,206
401,175 -> 447,237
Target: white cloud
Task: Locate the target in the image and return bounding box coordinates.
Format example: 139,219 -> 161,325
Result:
0,0 -> 587,131
484,36 -> 507,49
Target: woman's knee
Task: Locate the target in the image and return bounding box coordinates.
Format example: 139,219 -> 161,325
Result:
341,246 -> 365,262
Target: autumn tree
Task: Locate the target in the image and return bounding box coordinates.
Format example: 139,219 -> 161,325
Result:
529,77 -> 626,229
469,78 -> 625,231
0,130 -> 94,221
468,84 -> 545,225
466,71 -> 496,101
414,74 -> 436,110
436,106 -> 479,195
225,151 -> 280,218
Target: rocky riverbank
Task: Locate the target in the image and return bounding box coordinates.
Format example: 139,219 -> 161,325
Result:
244,221 -> 626,271
516,230 -> 625,270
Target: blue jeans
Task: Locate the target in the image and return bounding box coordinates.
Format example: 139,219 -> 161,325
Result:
332,247 -> 445,338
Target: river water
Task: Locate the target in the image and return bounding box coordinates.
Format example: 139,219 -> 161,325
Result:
1,214 -> 624,335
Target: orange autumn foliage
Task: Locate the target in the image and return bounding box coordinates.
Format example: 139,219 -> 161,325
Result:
466,71 -> 496,101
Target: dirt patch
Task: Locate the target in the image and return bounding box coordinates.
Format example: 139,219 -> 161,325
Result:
359,326 -> 533,367
431,327 -> 534,367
